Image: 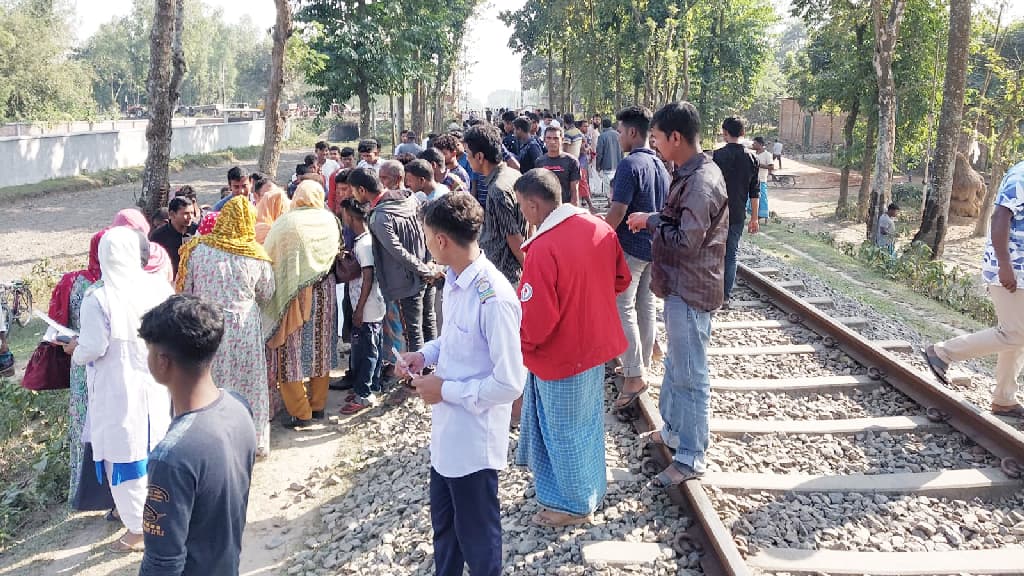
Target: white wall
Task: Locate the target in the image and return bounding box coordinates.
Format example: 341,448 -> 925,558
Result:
0,120 -> 265,188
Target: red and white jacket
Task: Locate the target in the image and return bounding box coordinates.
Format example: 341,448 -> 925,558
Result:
519,204 -> 631,381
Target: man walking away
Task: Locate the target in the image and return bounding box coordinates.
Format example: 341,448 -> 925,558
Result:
538,126 -> 582,206
138,294 -> 257,576
399,194 -> 526,576
605,106 -> 670,411
751,137 -> 772,221
875,203 -> 900,255
925,160 -> 1024,420
713,117 -> 759,304
595,118 -> 622,203
772,139 -> 784,169
465,125 -> 528,287
515,169 -> 630,527
627,102 -> 728,487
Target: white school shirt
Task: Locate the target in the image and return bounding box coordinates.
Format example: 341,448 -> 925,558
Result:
348,232 -> 386,323
418,254 -> 526,478
756,150 -> 774,182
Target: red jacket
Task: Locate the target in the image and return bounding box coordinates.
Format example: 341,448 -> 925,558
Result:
519,205 -> 631,380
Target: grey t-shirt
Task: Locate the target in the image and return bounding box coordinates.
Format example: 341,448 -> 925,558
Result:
396,142 -> 425,157
876,213 -> 896,247
139,391 -> 257,576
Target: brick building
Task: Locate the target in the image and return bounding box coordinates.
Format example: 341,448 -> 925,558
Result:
778,98 -> 849,152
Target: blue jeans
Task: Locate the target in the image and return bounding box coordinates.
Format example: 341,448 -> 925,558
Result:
658,296 -> 712,473
350,321 -> 383,399
724,221 -> 744,300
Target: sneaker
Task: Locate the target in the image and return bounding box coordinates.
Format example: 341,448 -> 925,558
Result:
340,395 -> 374,415
0,352 -> 14,377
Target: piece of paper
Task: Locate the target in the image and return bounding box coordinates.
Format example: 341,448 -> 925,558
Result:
33,310 -> 77,343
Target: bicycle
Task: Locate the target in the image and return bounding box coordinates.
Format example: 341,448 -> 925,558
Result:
770,172 -> 798,188
1,280 -> 34,329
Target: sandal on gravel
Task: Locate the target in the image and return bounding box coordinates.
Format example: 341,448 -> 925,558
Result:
108,535 -> 144,553
613,384 -> 649,411
531,510 -> 590,528
104,508 -> 120,522
992,404 -> 1024,419
651,461 -> 702,488
923,345 -> 950,385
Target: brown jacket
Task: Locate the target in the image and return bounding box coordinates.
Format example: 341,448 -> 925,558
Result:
646,151 -> 729,311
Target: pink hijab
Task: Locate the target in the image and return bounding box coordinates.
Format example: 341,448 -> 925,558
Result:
112,208 -> 174,283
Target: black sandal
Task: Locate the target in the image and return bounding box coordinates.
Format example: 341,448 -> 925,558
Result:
612,384 -> 649,411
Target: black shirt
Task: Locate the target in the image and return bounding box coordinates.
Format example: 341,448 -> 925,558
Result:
149,224 -> 190,276
712,143 -> 760,226
139,391 -> 257,576
517,138 -> 545,173
537,153 -> 582,204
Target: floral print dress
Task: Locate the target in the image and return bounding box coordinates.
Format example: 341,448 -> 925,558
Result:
183,244 -> 275,454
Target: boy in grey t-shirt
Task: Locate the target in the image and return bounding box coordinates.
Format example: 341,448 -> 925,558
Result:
875,202 -> 900,254
138,295 -> 257,576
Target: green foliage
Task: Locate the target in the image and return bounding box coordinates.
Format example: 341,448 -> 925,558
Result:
0,0 -> 97,121
790,223 -> 996,324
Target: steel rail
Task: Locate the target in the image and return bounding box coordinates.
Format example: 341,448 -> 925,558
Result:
737,262 -> 1024,469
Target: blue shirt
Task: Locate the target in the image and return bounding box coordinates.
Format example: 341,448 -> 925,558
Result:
517,138 -> 545,173
470,146 -> 515,206
982,160 -> 1024,285
611,148 -> 670,261
419,254 -> 526,478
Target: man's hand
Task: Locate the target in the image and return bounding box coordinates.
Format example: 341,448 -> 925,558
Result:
61,337 -> 78,356
398,352 -> 425,378
626,212 -> 650,233
998,264 -> 1018,293
748,218 -> 759,234
411,374 -> 443,405
352,305 -> 364,328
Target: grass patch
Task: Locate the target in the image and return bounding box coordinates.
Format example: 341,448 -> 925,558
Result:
749,227 -> 989,343
0,260 -> 74,548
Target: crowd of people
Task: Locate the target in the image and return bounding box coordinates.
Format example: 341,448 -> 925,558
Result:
33,100 -> 821,576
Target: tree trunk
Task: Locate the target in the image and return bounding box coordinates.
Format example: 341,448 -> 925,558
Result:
865,0 -> 907,241
912,0 -> 971,257
397,89 -> 406,132
258,0 -> 292,179
546,35 -> 555,111
614,38 -> 622,111
857,113 -> 877,220
357,83 -> 371,136
681,17 -> 690,99
973,118 -> 1018,237
560,45 -> 568,113
390,94 -> 397,153
139,0 -> 186,217
836,97 -> 861,216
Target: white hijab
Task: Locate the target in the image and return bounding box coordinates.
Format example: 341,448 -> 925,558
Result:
97,227 -> 174,340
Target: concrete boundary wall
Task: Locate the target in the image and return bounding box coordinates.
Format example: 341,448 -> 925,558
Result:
0,120 -> 265,188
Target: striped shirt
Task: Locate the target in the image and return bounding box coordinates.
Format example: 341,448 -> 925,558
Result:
479,163 -> 527,286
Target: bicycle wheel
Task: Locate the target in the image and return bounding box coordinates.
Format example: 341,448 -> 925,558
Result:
13,287 -> 33,327
779,175 -> 796,188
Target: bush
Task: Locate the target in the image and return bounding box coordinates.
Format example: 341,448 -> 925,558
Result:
892,182 -> 924,209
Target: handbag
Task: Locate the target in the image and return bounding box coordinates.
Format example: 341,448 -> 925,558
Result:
20,342 -> 71,391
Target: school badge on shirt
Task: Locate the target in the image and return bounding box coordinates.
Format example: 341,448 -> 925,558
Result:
519,283 -> 533,302
477,279 -> 496,303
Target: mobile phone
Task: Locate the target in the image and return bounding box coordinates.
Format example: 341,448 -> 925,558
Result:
55,335 -> 72,344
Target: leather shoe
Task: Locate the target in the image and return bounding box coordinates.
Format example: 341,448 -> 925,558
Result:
283,416 -> 313,429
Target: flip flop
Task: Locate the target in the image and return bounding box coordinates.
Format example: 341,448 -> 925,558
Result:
992,404 -> 1024,419
638,429 -> 675,454
108,535 -> 144,553
530,510 -> 590,528
922,345 -> 950,385
651,461 -> 702,488
612,384 -> 649,411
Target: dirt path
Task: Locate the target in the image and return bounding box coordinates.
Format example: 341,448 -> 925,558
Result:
759,157 -> 987,279
0,151 -> 307,283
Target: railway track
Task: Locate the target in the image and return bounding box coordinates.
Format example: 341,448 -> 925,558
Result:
616,258 -> 1024,576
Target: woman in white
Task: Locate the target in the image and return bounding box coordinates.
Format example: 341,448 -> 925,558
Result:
64,227 -> 174,552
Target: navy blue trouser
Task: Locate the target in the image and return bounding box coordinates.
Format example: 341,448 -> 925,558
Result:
430,467 -> 502,576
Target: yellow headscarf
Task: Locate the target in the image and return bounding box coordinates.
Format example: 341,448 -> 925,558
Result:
177,196 -> 271,292
255,184 -> 290,244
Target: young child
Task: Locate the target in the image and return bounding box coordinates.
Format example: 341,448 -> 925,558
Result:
398,193 -> 525,576
339,198 -> 387,415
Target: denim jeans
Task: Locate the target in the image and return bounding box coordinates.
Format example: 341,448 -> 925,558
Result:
398,289 -> 426,352
350,321 -> 383,399
616,254 -> 655,378
422,283 -> 437,343
658,296 -> 712,473
723,221 -> 744,300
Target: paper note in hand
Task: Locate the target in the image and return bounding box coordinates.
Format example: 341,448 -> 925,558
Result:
33,310 -> 77,344
393,346 -> 421,378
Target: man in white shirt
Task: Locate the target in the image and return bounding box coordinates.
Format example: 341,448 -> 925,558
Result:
752,137 -> 773,221
399,193 -> 525,576
875,203 -> 899,253
772,139 -> 784,169
356,139 -> 384,172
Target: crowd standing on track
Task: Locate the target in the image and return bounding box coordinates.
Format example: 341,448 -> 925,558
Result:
16,97 -> 1024,575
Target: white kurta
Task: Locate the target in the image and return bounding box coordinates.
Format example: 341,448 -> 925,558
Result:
72,287 -> 171,464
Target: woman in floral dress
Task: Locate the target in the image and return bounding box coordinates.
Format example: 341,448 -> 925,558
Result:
49,229 -> 114,511
178,197 -> 275,456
